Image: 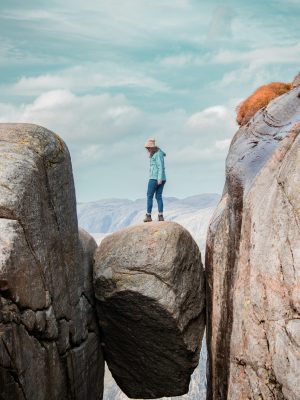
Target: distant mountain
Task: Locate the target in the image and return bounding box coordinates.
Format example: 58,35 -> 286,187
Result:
77,193 -> 220,253
77,193 -> 219,400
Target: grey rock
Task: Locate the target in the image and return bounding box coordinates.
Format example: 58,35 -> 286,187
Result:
79,227 -> 98,305
35,310 -> 47,332
44,306 -> 59,339
206,80 -> 300,399
57,318 -> 71,355
69,295 -> 90,346
94,221 -> 205,399
0,323 -> 68,400
21,309 -> 36,331
66,332 -> 104,400
0,123 -> 104,399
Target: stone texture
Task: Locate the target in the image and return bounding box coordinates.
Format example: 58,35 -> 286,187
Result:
103,337 -> 208,400
94,221 -> 205,399
0,124 -> 104,399
206,80 -> 300,399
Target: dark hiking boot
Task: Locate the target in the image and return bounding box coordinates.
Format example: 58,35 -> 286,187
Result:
143,213 -> 152,222
158,214 -> 164,221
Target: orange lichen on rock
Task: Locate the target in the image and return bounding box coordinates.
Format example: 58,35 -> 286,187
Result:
236,82 -> 292,126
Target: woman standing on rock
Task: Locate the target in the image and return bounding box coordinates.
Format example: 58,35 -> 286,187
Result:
144,138 -> 167,222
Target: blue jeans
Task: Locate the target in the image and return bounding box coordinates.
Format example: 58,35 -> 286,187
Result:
147,179 -> 166,214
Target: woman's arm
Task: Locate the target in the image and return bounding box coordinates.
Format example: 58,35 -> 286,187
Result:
156,152 -> 165,184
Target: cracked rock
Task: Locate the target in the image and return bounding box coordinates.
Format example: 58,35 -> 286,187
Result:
94,221 -> 205,399
206,75 -> 300,400
0,123 -> 104,399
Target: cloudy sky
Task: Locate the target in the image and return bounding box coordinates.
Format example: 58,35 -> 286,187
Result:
0,0 -> 299,202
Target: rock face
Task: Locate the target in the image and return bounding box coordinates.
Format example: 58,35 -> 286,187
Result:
0,124 -> 104,399
206,82 -> 300,398
94,221 -> 205,399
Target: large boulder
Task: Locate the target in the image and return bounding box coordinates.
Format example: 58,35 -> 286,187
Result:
206,78 -> 300,399
94,221 -> 205,399
0,123 -> 104,399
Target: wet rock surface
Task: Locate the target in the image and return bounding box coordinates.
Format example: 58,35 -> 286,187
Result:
206,82 -> 300,399
0,124 -> 104,400
94,221 -> 205,399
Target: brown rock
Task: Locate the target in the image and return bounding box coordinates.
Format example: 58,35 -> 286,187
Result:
94,221 -> 205,399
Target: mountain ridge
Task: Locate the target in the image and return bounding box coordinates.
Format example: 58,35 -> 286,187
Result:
77,193 -> 220,245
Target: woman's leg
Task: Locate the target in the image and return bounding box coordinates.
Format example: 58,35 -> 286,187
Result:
147,179 -> 157,214
155,180 -> 166,213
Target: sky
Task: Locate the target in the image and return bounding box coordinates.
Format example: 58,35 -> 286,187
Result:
0,0 -> 299,202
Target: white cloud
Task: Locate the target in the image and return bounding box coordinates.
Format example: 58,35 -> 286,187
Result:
212,43 -> 300,66
184,105 -> 236,136
166,137 -> 232,164
0,90 -> 237,167
0,1 -> 208,49
3,64 -> 169,96
0,84 -> 239,199
210,42 -> 300,89
0,89 -> 144,146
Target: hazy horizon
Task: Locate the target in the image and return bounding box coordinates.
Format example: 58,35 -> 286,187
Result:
77,191 -> 220,204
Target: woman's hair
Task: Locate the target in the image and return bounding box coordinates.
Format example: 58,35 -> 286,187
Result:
148,146 -> 159,156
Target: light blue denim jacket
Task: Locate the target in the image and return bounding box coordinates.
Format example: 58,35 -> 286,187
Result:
149,148 -> 166,181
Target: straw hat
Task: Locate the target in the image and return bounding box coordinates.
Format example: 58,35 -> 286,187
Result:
144,138 -> 156,148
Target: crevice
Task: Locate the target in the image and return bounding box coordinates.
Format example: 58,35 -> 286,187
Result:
181,308 -> 204,335
80,291 -> 95,308
277,179 -> 300,231
66,331 -> 95,352
1,293 -> 52,314
262,109 -> 292,129
286,237 -> 296,280
0,367 -> 27,400
115,269 -> 173,289
283,324 -> 299,348
58,316 -> 71,323
212,180 -> 244,399
0,213 -> 17,221
16,217 -> 48,293
1,337 -> 28,400
1,315 -> 55,350
42,159 -> 62,234
0,183 -> 14,193
279,262 -> 286,287
41,157 -> 73,309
